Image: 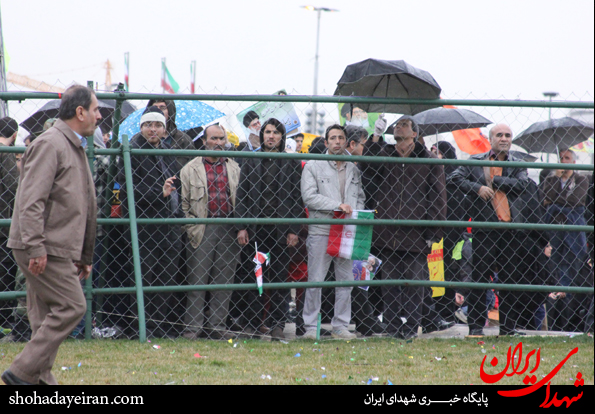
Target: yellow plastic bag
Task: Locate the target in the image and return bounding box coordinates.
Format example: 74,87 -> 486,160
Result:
427,238 -> 445,298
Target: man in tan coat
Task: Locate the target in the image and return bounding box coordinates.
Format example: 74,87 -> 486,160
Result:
177,125 -> 241,340
2,85 -> 99,385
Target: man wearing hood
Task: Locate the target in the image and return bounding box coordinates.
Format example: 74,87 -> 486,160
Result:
130,106 -> 182,338
235,118 -> 303,340
361,115 -> 447,340
145,99 -> 194,171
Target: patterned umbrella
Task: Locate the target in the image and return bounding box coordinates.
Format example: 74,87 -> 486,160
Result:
118,100 -> 225,141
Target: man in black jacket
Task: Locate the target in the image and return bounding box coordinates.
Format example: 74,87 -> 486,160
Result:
235,118 -> 303,340
131,106 -> 181,338
361,116 -> 447,340
448,124 -> 532,336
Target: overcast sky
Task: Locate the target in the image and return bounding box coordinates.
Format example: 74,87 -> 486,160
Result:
2,0 -> 594,158
3,0 -> 593,98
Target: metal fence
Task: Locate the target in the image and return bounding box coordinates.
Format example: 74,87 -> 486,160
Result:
0,90 -> 593,343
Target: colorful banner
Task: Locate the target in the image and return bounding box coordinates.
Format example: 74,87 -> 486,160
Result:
327,210 -> 374,261
236,89 -> 301,143
338,103 -> 380,135
571,136 -> 594,153
427,238 -> 445,297
352,255 -> 382,292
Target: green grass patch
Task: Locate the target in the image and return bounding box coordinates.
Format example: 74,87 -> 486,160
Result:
1,335 -> 592,385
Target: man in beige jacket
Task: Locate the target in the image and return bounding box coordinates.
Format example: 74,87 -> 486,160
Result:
178,125 -> 241,340
2,85 -> 99,385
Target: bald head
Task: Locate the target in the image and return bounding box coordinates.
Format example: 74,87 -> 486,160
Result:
489,124 -> 513,155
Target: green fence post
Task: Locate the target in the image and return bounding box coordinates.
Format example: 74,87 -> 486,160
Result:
121,133 -> 147,342
84,80 -> 95,340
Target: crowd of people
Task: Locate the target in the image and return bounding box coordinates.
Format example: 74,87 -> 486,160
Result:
1,97 -> 593,344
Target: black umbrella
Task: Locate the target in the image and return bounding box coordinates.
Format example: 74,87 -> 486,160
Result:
97,99 -> 137,132
334,58 -> 442,115
513,117 -> 594,154
20,99 -> 115,135
385,107 -> 492,136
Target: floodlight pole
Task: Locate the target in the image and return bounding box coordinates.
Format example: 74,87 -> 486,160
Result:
302,6 -> 338,134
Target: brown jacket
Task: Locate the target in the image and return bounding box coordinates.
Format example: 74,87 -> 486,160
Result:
8,119 -> 97,264
361,140 -> 447,254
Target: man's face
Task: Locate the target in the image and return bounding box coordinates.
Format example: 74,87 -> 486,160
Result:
295,136 -> 303,152
394,119 -> 417,141
141,121 -> 165,147
152,102 -> 169,122
81,95 -> 102,136
490,125 -> 513,153
348,135 -> 366,156
559,150 -> 576,164
203,126 -> 226,152
248,118 -> 261,135
325,128 -> 346,155
262,123 -> 283,150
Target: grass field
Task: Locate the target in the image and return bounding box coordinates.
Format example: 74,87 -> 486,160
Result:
1,334 -> 592,385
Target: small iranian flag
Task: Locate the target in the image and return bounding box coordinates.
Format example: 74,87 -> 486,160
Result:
161,59 -> 179,94
253,243 -> 269,296
326,210 -> 374,261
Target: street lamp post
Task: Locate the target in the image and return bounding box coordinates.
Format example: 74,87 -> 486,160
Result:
543,91 -> 559,163
302,6 -> 338,134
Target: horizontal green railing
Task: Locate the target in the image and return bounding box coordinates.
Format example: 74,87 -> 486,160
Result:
0,93 -> 593,341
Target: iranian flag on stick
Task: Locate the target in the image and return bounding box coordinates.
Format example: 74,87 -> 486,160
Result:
253,243 -> 269,296
161,59 -> 179,94
326,210 -> 374,261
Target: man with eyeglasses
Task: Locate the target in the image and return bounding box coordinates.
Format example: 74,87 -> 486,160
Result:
449,124 -> 533,337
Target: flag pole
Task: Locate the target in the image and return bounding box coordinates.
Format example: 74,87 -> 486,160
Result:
161,58 -> 165,94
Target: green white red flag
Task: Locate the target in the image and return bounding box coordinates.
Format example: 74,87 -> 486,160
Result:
253,247 -> 270,296
161,59 -> 179,94
326,210 -> 374,261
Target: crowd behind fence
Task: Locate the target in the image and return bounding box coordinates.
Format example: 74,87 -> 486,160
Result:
0,91 -> 593,343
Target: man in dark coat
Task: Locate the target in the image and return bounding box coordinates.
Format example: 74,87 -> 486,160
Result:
235,118 -> 303,340
130,106 -> 182,338
448,124 -> 533,336
0,117 -> 19,333
145,99 -> 194,170
361,115 -> 447,340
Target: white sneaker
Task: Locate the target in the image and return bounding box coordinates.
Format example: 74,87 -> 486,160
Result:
332,328 -> 356,340
302,329 -> 317,339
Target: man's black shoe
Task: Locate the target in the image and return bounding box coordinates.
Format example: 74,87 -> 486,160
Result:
1,369 -> 35,385
422,319 -> 456,334
467,328 -> 485,337
500,329 -> 526,336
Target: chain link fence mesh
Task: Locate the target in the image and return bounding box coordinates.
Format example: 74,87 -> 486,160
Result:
0,86 -> 593,342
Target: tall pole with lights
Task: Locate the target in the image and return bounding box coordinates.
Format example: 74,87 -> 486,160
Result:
543,91 -> 559,163
302,6 -> 338,133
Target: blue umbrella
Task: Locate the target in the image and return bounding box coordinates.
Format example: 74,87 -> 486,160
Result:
118,100 -> 225,141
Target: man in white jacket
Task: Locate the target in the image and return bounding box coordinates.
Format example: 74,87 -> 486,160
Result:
300,124 -> 366,339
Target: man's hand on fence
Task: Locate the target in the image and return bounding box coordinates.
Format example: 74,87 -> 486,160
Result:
28,255 -> 47,276
477,186 -> 495,201
237,230 -> 250,246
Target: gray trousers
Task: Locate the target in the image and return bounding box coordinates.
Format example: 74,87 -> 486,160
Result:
184,224 -> 240,333
10,249 -> 86,385
303,235 -> 353,330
